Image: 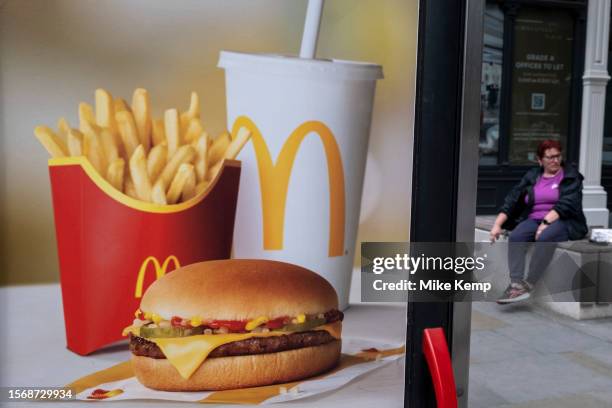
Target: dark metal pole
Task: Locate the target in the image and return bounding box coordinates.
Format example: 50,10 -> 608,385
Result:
406,0 -> 478,406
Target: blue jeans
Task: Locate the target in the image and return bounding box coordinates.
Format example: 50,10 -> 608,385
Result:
508,218 -> 569,285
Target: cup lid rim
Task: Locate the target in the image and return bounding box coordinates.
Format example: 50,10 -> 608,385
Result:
218,50 -> 383,81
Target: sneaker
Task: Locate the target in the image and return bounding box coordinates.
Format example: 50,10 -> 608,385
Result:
497,281 -> 532,304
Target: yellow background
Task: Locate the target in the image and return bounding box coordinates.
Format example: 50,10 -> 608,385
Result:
0,0 -> 417,285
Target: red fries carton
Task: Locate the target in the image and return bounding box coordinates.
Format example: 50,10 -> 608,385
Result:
48,157 -> 241,355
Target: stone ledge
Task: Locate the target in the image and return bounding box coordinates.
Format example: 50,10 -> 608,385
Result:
474,226 -> 612,320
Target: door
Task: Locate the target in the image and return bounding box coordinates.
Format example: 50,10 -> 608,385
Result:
476,0 -> 587,215
406,0 -> 483,407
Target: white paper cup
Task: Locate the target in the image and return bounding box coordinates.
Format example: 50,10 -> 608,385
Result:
219,51 -> 383,309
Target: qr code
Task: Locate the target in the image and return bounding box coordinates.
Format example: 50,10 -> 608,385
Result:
531,93 -> 545,110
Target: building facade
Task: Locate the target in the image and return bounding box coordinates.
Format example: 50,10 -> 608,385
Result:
478,0 -> 611,228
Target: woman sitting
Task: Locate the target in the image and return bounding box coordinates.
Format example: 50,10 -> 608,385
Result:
489,139 -> 588,304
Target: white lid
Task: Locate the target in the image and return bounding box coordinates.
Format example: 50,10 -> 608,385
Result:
218,51 -> 383,81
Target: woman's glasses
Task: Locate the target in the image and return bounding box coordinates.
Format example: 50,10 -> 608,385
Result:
543,154 -> 562,162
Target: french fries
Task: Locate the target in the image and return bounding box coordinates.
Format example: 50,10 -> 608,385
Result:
181,166 -> 197,201
131,88 -> 151,153
152,118 -> 166,146
158,145 -> 196,191
107,158 -> 125,192
67,129 -> 84,156
180,91 -> 200,133
100,127 -> 119,163
116,110 -> 140,160
146,144 -> 167,183
196,180 -> 210,195
34,88 -> 249,205
57,117 -> 71,142
167,163 -> 193,204
164,108 -> 180,158
78,103 -> 95,132
151,182 -> 167,205
125,176 -> 137,199
206,160 -> 223,182
35,126 -> 68,158
114,98 -> 130,113
129,145 -> 152,202
184,118 -> 204,144
225,127 -> 251,161
194,133 -> 209,182
95,88 -> 117,133
206,128 -> 252,181
208,132 -> 230,166
81,121 -> 107,177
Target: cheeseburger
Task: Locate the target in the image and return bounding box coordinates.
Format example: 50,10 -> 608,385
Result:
123,259 -> 343,391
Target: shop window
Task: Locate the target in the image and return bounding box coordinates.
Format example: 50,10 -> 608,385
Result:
480,4 -> 504,165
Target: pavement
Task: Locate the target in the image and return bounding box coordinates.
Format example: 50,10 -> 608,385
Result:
469,301 -> 612,407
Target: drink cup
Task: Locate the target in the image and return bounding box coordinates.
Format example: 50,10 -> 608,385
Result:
219,51 -> 382,309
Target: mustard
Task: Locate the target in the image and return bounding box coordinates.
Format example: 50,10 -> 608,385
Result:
245,316 -> 269,331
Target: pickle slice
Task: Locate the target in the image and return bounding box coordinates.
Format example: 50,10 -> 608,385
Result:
139,325 -> 205,338
278,318 -> 326,332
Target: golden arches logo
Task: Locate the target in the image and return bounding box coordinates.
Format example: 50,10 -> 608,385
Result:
134,255 -> 181,298
231,116 -> 345,257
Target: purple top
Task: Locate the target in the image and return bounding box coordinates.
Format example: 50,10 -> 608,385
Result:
527,169 -> 564,220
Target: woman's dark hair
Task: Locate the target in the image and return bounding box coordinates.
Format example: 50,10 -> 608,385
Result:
536,139 -> 562,159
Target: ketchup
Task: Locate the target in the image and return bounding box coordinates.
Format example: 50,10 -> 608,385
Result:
265,317 -> 289,329
208,320 -> 248,332
170,316 -> 187,327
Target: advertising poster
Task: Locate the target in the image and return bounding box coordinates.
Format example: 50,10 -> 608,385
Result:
0,1 -> 414,406
510,8 -> 573,164
3,1 -> 612,408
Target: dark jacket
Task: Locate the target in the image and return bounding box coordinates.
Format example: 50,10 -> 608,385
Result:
499,165 -> 588,240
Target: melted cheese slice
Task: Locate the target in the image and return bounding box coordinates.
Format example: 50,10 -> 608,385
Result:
137,322 -> 342,379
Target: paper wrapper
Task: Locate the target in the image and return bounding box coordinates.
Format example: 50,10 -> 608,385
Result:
48,157 -> 241,356
66,339 -> 405,404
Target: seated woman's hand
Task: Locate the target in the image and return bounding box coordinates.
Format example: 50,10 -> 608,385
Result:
490,224 -> 502,242
535,223 -> 548,240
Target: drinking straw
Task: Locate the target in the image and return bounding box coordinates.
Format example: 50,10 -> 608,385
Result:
299,0 -> 324,58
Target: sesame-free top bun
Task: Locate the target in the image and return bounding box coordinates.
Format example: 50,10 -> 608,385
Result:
140,259 -> 338,320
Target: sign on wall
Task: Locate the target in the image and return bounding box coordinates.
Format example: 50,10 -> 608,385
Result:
510,7 -> 573,164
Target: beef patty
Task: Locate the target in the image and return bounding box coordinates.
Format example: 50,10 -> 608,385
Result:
130,330 -> 336,359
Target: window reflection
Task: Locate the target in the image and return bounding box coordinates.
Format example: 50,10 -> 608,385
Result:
480,4 -> 504,165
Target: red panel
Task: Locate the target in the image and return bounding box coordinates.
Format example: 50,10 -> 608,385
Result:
48,162 -> 240,355
422,327 -> 458,408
